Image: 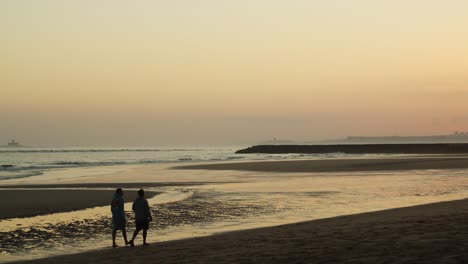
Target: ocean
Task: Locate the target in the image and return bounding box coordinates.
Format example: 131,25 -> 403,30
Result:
0,146 -> 350,182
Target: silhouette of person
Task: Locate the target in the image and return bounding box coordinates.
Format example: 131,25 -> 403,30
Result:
129,189 -> 152,246
111,188 -> 130,247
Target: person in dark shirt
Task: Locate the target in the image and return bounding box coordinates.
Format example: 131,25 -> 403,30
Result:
129,189 -> 152,246
111,188 -> 130,247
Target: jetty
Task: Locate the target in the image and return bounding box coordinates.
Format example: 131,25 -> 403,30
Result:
236,143 -> 468,154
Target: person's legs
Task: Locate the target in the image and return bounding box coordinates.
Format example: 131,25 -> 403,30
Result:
142,220 -> 149,245
122,228 -> 129,245
143,229 -> 148,245
130,227 -> 141,247
112,228 -> 118,247
132,228 -> 141,240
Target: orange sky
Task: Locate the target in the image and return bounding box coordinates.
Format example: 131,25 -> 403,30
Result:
2,1 -> 468,146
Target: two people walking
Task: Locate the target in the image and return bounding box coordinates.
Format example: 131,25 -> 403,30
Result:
111,188 -> 152,248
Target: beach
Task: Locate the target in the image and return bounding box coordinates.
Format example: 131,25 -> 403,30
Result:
15,198 -> 468,264
2,156 -> 468,263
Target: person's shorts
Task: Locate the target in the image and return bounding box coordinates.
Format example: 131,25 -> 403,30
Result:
135,219 -> 149,230
113,217 -> 126,230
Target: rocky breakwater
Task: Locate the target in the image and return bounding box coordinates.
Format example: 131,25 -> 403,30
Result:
235,144 -> 468,154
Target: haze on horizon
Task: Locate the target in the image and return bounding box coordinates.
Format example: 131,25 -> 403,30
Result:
2,0 -> 468,147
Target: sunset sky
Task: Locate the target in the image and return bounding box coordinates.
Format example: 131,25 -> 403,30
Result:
2,0 -> 468,146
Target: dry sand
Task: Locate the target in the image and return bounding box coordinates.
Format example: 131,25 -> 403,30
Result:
0,189 -> 158,219
173,156 -> 468,173
15,198 -> 468,264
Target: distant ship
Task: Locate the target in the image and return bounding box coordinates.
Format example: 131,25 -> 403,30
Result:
3,139 -> 22,148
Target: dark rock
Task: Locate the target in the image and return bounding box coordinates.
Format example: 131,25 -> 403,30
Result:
235,144 -> 468,154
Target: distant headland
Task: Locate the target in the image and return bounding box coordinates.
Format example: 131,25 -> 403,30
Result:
323,131 -> 468,144
254,132 -> 468,146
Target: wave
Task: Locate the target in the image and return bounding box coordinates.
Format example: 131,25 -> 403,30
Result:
1,162 -> 132,172
0,148 -> 220,153
50,161 -> 128,166
226,156 -> 244,160
1,155 -> 248,172
0,171 -> 43,180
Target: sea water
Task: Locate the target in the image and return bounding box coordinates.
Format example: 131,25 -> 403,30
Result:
0,146 -> 353,181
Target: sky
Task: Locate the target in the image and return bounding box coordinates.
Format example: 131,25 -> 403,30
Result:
2,0 -> 468,146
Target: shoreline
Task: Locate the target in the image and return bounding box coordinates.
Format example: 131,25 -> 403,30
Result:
173,156 -> 468,173
15,197 -> 468,264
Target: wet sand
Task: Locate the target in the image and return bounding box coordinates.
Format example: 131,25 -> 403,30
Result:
0,190 -> 159,219
173,156 -> 468,173
15,198 -> 468,264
